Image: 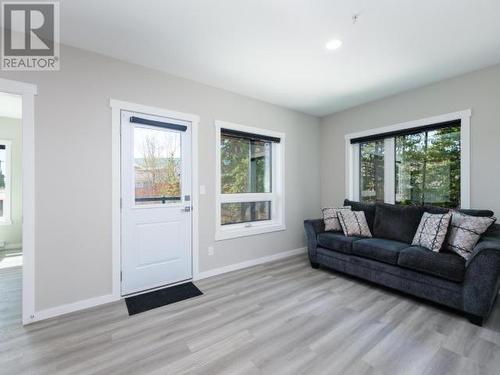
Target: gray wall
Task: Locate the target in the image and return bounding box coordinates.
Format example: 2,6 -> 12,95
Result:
0,45 -> 321,311
0,116 -> 22,248
320,63 -> 500,216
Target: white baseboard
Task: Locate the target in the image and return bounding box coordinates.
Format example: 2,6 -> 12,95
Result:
194,247 -> 306,281
27,247 -> 306,324
29,294 -> 119,324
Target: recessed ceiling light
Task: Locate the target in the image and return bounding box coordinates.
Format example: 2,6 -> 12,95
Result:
325,39 -> 343,51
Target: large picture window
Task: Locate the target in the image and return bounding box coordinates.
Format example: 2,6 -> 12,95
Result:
347,111 -> 470,209
395,126 -> 460,207
216,122 -> 284,240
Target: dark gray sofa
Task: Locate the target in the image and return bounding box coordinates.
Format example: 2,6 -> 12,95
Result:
304,200 -> 500,325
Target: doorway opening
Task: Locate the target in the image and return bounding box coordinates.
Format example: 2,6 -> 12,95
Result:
0,91 -> 22,327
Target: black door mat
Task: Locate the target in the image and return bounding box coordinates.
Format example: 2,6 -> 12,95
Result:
125,282 -> 203,316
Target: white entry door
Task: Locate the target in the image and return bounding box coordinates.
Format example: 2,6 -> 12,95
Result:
121,110 -> 192,295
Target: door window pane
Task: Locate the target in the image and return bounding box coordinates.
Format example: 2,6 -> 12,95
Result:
221,201 -> 271,225
359,140 -> 385,203
395,126 -> 460,207
134,126 -> 181,205
220,135 -> 272,194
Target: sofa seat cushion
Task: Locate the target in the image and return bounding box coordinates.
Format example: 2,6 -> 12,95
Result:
352,238 -> 408,265
317,232 -> 360,254
398,246 -> 466,282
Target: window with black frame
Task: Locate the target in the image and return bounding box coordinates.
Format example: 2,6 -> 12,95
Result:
395,126 -> 460,208
220,132 -> 273,225
353,120 -> 461,208
216,123 -> 284,240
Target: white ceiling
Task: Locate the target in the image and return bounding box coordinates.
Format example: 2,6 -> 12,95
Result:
60,0 -> 500,117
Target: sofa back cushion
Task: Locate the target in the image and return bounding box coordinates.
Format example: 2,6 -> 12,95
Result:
485,223 -> 500,238
373,203 -> 425,244
344,199 -> 376,233
424,205 -> 494,218
458,208 -> 495,217
423,206 -> 449,215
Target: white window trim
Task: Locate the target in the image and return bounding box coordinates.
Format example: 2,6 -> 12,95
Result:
0,140 -> 12,225
215,120 -> 285,241
345,109 -> 471,208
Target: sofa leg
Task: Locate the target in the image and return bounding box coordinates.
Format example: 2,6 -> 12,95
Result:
310,261 -> 320,269
467,314 -> 484,326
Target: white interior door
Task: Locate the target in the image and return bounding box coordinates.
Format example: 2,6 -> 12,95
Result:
121,110 -> 192,295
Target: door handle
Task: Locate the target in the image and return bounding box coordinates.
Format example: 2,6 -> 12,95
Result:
181,206 -> 192,212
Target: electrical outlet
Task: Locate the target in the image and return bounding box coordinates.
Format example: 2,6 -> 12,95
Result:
208,246 -> 214,256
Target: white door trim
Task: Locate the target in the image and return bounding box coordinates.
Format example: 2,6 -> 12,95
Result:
0,78 -> 37,325
110,99 -> 200,300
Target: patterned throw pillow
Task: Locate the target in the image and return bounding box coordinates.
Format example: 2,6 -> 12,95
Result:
322,206 -> 351,231
337,210 -> 372,238
446,212 -> 496,259
412,212 -> 451,252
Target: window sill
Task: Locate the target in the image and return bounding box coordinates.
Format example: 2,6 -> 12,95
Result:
0,219 -> 12,226
215,222 -> 286,241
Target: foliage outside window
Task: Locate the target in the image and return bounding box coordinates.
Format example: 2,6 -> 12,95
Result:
221,201 -> 271,225
221,136 -> 271,194
360,140 -> 385,203
220,135 -> 272,225
357,125 -> 461,208
396,127 -> 460,208
134,126 -> 181,205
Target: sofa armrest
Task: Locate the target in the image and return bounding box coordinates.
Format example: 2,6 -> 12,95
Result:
304,219 -> 325,262
463,238 -> 500,317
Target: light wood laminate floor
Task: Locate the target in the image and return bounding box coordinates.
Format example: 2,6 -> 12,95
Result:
2,254 -> 500,375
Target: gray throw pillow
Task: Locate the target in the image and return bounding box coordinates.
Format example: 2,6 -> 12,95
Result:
412,212 -> 452,252
322,206 -> 351,231
338,210 -> 372,238
446,212 -> 496,259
